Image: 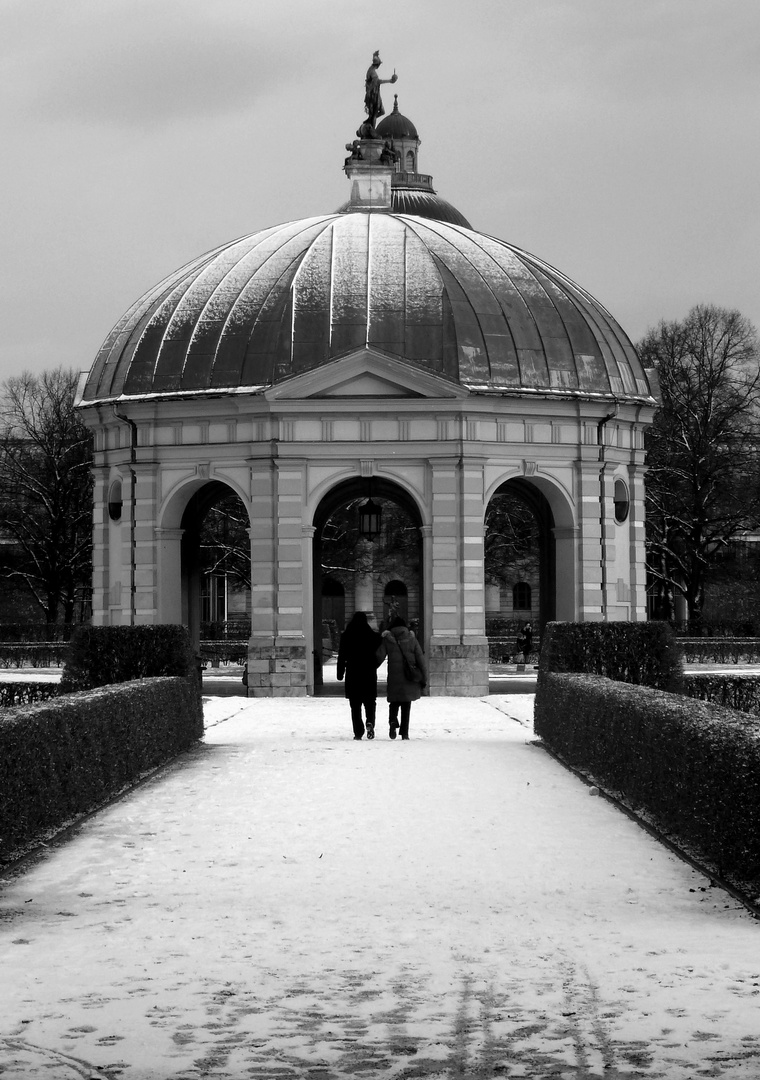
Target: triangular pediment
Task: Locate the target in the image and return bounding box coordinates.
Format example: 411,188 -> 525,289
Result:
264,347 -> 468,401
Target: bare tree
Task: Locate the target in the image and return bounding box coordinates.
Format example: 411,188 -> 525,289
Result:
484,492 -> 540,588
0,368 -> 93,623
640,305 -> 760,626
199,494 -> 251,591
320,498 -> 420,582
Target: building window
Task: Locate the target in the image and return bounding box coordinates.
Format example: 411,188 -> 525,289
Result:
614,478 -> 630,523
513,582 -> 531,610
405,149 -> 415,172
108,479 -> 123,521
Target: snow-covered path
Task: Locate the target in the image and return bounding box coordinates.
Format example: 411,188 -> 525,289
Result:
2,695 -> 759,1079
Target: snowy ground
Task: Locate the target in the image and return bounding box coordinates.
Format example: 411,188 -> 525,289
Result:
2,693 -> 760,1079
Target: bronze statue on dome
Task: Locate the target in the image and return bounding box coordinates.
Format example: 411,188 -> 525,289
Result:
364,51 -> 397,135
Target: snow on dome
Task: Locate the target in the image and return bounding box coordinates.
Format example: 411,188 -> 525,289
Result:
83,213 -> 653,405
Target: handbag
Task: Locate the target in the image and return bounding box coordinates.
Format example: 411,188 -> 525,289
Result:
399,642 -> 425,684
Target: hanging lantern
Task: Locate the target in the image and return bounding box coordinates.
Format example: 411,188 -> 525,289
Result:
358,497 -> 382,540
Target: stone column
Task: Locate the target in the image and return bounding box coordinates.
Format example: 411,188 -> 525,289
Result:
90,466 -> 109,626
576,455 -> 604,621
247,459 -> 308,697
247,461 -> 277,695
552,526 -> 579,620
132,462 -> 159,623
155,527 -> 184,624
354,539 -> 375,616
627,461 -> 648,620
427,457 -> 488,696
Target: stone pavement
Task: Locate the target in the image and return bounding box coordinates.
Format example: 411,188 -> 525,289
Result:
1,694 -> 760,1080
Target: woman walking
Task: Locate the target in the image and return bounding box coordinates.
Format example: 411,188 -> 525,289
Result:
336,612 -> 382,739
378,616 -> 427,740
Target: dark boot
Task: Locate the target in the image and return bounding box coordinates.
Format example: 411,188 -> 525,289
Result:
399,702 -> 411,740
388,703 -> 399,739
350,700 -> 365,740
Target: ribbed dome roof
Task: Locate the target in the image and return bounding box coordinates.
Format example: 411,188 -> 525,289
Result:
376,98 -> 418,139
335,189 -> 472,228
83,213 -> 652,404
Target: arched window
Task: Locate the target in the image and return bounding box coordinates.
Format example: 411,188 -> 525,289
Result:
614,478 -> 630,523
108,479 -> 123,522
513,582 -> 532,611
405,149 -> 415,172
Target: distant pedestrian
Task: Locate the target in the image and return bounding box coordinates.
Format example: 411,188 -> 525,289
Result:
523,622 -> 533,659
336,612 -> 383,740
378,616 -> 427,740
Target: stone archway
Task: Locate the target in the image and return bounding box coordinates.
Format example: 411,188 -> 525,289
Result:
486,478 -> 555,631
175,481 -> 251,648
311,477 -> 423,692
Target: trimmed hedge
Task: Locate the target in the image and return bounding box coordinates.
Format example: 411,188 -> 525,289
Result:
200,620 -> 251,641
488,638 -> 539,664
684,672 -> 760,717
0,676 -> 203,860
61,625 -> 197,692
673,621 -> 759,638
201,641 -> 247,667
538,620 -> 683,691
535,672 -> 760,882
680,638 -> 760,665
0,682 -> 60,708
0,624 -> 74,643
0,643 -> 70,668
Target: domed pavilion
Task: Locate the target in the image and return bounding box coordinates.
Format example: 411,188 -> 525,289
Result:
78,58 -> 656,696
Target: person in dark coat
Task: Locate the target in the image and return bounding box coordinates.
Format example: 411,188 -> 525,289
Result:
336,611 -> 383,740
377,616 -> 427,740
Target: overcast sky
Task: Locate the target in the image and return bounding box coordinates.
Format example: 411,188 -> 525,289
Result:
1,0 -> 758,385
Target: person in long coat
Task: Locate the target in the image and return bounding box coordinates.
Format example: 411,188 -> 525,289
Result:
377,615 -> 427,740
336,611 -> 383,740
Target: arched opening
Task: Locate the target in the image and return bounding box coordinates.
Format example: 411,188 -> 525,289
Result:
179,481 -> 251,647
485,478 -> 556,653
312,477 -> 423,693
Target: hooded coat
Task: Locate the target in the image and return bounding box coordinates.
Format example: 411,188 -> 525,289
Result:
380,625 -> 427,703
336,613 -> 382,700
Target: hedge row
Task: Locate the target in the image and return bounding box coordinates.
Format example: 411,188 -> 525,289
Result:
0,682 -> 60,708
534,672 -> 760,883
673,621 -> 759,638
0,624 -> 74,643
488,638 -> 539,664
0,643 -> 70,668
0,676 -> 203,861
62,625 -> 197,692
200,620 -> 251,641
486,617 -> 534,637
679,638 -> 760,665
683,672 -> 760,717
538,621 -> 683,691
200,641 -> 247,667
